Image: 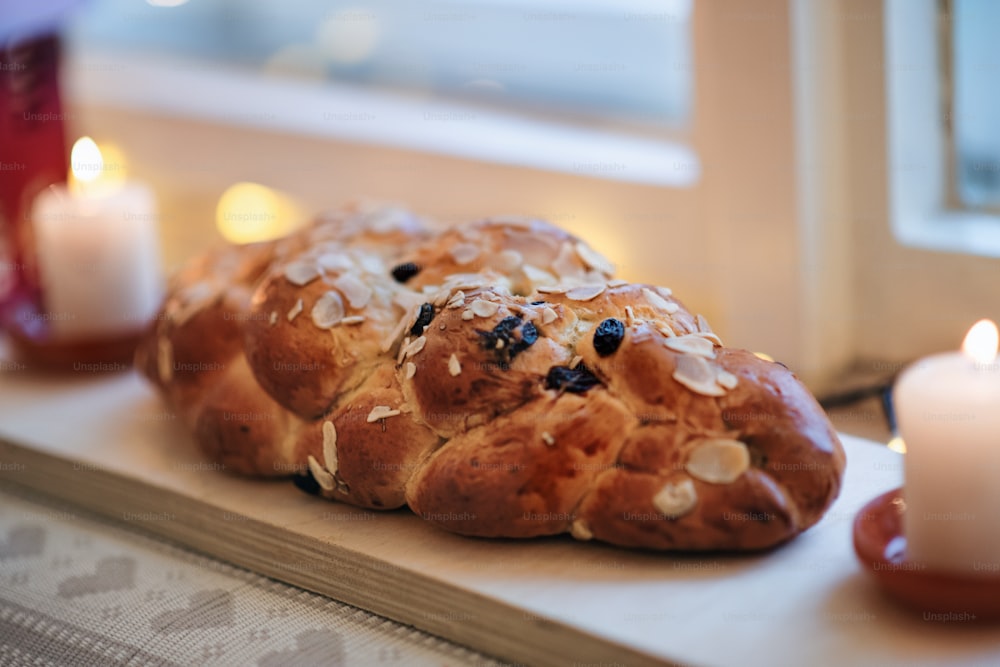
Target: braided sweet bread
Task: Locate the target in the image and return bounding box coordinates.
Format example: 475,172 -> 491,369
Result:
136,203 -> 845,551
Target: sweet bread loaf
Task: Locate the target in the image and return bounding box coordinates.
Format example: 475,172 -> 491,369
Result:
136,203 -> 845,551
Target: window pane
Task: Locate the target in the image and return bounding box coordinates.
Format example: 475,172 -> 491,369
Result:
68,0 -> 692,125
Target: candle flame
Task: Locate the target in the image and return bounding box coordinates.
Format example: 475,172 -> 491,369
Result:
70,137 -> 104,183
961,319 -> 999,366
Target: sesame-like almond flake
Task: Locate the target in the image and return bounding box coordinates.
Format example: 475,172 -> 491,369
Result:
697,331 -> 725,347
284,261 -> 320,286
541,431 -> 555,446
570,519 -> 593,541
536,285 -> 568,294
664,334 -> 716,359
367,405 -> 401,422
642,287 -> 679,314
404,335 -> 427,358
575,242 -> 616,276
553,242 -> 583,280
696,313 -> 712,333
523,265 -> 557,285
333,274 -> 373,309
470,299 -> 500,318
311,291 -> 345,329
686,439 -> 750,484
656,286 -> 674,298
461,309 -> 476,321
287,299 -> 304,322
716,369 -> 739,389
652,479 -> 698,518
448,353 -> 462,376
269,311 -> 278,326
396,336 -> 410,365
566,284 -> 606,301
317,253 -> 353,273
341,315 -> 366,325
673,355 -> 727,397
496,249 -> 523,272
608,278 -> 629,288
308,455 -> 335,491
625,305 -> 636,326
659,322 -> 677,338
446,290 -> 466,309
450,242 -> 482,265
322,421 -> 338,475
381,307 -> 415,352
404,361 -> 417,379
541,306 -> 558,325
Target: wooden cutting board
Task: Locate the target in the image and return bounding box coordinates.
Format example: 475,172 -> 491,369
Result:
2,364 -> 999,667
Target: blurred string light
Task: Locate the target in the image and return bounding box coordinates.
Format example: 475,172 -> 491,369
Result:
215,182 -> 305,244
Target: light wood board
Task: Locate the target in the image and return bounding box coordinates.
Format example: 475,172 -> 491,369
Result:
1,366 -> 999,667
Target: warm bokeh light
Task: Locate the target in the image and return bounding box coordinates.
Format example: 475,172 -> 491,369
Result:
887,436 -> 907,454
216,182 -> 305,244
69,139 -> 129,195
961,319 -> 999,366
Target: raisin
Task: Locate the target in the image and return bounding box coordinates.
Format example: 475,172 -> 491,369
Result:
545,364 -> 602,393
410,303 -> 434,335
292,472 -> 321,496
391,262 -> 421,283
510,321 -> 538,357
530,300 -> 546,305
593,318 -> 625,356
477,316 -> 539,366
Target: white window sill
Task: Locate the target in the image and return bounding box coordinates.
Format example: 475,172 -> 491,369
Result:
66,49 -> 699,189
893,210 -> 1000,258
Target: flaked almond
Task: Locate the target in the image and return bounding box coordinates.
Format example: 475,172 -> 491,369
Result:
404,335 -> 427,358
673,355 -> 726,397
308,455 -> 335,491
522,265 -> 557,285
382,311 -> 412,353
495,249 -> 523,272
461,309 -> 475,321
696,328 -> 724,347
269,311 -> 278,326
553,242 -> 583,280
446,290 -> 466,309
716,369 -> 739,390
442,274 -> 490,291
287,298 -> 304,322
664,334 -> 716,359
569,355 -> 583,369
642,287 -> 679,314
311,291 -> 345,329
541,431 -> 555,446
366,206 -> 409,233
607,278 -> 629,288
470,299 -> 500,318
317,253 -> 353,273
652,479 -> 698,518
367,405 -> 401,422
625,305 -> 636,326
541,306 -> 558,325
448,353 -> 462,376
359,253 -> 384,275
696,313 -> 712,333
655,286 -> 674,298
157,337 -> 173,383
659,322 -> 677,338
333,274 -> 373,309
536,284 -> 568,295
575,242 -> 616,276
322,421 -> 338,475
566,284 -> 606,301
396,336 -> 410,365
570,519 -> 593,541
284,261 -> 320,286
450,242 -> 481,265
685,439 -> 750,484
404,361 -> 417,379
341,315 -> 366,325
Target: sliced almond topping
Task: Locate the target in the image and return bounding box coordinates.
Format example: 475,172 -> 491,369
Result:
450,242 -> 482,265
541,306 -> 558,325
659,322 -> 677,338
696,331 -> 725,347
491,214 -> 534,228
333,274 -> 373,309
461,309 -> 475,321
470,299 -> 500,318
396,336 -> 410,365
157,337 -> 173,383
575,242 -> 616,276
569,355 -> 583,369
317,253 -> 353,273
673,355 -> 727,397
284,261 -> 320,286
652,479 -> 698,518
307,455 -> 335,491
642,287 -> 679,314
446,290 -> 466,309
541,431 -> 555,446
381,307 -> 415,352
322,421 -> 338,475
570,519 -> 593,541
536,285 -> 568,295
656,286 -> 674,298
269,311 -> 278,326
448,353 -> 462,376
696,313 -> 712,333
341,315 -> 366,325
607,278 -> 629,288
716,369 -> 739,390
311,291 -> 345,329
552,242 -> 583,280
664,334 -> 716,359
566,284 -> 606,301
686,439 -> 750,484
495,249 -> 523,272
404,361 -> 417,380
404,335 -> 427,358
522,265 -> 557,285
287,298 -> 304,322
359,254 -> 384,275
625,305 -> 636,326
367,405 -> 401,422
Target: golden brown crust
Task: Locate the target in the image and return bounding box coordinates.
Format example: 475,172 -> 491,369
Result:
137,203 -> 845,552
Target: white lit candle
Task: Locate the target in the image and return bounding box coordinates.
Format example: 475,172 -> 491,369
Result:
30,137 -> 161,339
895,319 -> 1000,575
